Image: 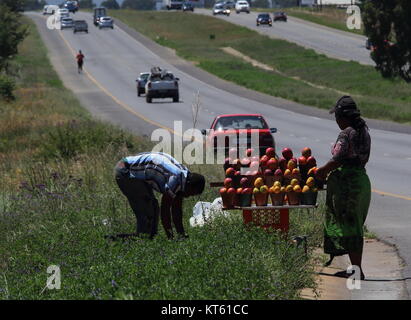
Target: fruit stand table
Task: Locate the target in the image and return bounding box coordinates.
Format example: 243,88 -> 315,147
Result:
211,182 -> 318,233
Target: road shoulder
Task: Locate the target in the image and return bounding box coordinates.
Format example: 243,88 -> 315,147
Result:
301,239 -> 409,300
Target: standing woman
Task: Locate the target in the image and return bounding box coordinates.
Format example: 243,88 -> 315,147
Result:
316,96 -> 371,280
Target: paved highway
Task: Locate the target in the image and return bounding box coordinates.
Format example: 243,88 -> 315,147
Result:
195,9 -> 374,66
29,12 -> 410,297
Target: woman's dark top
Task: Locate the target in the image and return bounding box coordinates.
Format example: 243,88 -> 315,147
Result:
331,126 -> 371,167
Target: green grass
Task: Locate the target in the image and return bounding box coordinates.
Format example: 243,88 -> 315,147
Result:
110,10 -> 411,125
0,18 -> 323,299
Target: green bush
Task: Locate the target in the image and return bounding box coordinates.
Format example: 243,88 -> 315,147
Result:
0,74 -> 15,101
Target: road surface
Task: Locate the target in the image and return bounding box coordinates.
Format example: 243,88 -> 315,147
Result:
29,12 -> 410,298
195,9 -> 374,66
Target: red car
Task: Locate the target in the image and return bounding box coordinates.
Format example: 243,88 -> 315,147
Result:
202,114 -> 277,157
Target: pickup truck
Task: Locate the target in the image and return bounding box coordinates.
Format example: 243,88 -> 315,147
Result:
145,68 -> 180,103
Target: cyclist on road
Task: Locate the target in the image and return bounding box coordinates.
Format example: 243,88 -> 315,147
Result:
76,50 -> 84,73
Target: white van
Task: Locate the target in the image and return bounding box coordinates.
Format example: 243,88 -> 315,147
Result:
235,1 -> 250,14
43,5 -> 59,15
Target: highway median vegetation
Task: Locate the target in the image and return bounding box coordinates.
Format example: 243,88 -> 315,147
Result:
1,18 -> 324,299
110,10 -> 411,125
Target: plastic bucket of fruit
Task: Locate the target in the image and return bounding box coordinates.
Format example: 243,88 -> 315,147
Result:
270,192 -> 285,206
301,192 -> 318,205
254,193 -> 268,206
286,191 -> 301,205
221,192 -> 235,209
240,194 -> 252,207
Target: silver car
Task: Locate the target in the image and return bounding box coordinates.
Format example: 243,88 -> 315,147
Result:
213,4 -> 230,16
61,17 -> 74,29
98,16 -> 114,29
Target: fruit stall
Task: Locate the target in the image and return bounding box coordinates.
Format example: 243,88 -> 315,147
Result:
212,146 -> 323,233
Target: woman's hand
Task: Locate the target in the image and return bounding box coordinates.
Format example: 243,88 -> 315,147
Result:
315,166 -> 329,181
315,160 -> 341,181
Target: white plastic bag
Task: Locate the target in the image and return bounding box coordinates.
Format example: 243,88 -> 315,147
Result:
190,197 -> 225,227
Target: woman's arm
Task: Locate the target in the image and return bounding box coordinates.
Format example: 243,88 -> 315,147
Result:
316,159 -> 341,181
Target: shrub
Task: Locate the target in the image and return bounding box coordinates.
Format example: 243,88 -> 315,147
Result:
0,74 -> 15,101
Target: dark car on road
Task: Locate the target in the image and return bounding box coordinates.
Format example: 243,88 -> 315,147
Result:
64,1 -> 79,13
256,13 -> 272,27
136,72 -> 150,96
273,11 -> 287,22
73,20 -> 88,33
182,2 -> 194,11
202,114 -> 277,156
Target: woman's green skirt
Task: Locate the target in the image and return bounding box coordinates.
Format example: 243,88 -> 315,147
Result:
324,165 -> 371,256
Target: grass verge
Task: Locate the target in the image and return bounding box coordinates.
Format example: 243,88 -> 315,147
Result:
110,10 -> 411,125
0,18 -> 323,299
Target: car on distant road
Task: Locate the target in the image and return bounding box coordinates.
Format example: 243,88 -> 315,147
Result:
256,13 -> 272,27
273,11 -> 287,22
235,1 -> 250,14
98,16 -> 114,29
73,20 -> 88,34
202,114 -> 277,157
64,1 -> 79,14
182,2 -> 194,12
165,0 -> 183,10
61,17 -> 74,29
136,72 -> 150,96
213,3 -> 231,16
43,4 -> 59,15
145,67 -> 180,103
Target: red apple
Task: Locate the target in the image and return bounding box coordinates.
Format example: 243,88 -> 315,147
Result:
234,170 -> 241,177
240,177 -> 249,187
224,178 -> 233,188
236,188 -> 243,194
264,169 -> 273,176
219,187 -> 227,194
266,147 -> 276,159
246,148 -> 254,157
307,156 -> 317,168
301,147 -> 312,158
279,157 -> 287,171
298,156 -> 307,166
227,187 -> 236,194
274,169 -> 283,176
225,167 -> 235,177
281,148 -> 293,160
267,158 -> 278,171
242,188 -> 253,194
